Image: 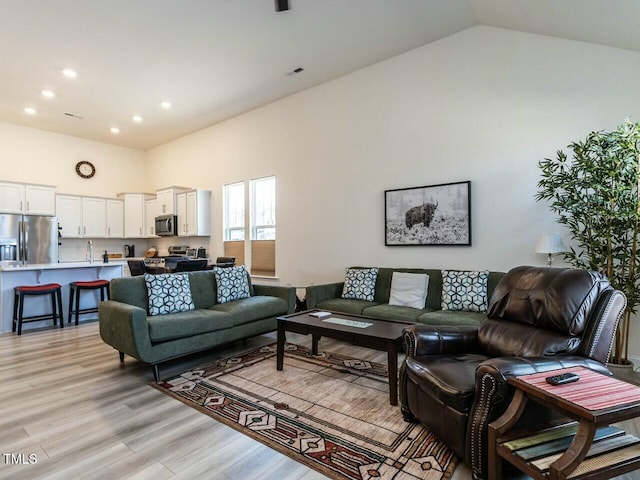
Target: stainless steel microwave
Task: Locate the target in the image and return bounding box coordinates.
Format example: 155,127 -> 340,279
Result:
155,215 -> 177,236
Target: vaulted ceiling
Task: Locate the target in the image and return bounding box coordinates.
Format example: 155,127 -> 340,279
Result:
1,0 -> 638,150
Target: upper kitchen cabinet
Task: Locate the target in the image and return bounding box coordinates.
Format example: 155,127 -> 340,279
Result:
106,199 -> 124,238
0,181 -> 55,215
56,194 -> 82,238
156,186 -> 189,215
145,198 -> 157,237
119,193 -> 155,238
82,197 -> 106,237
176,189 -> 211,237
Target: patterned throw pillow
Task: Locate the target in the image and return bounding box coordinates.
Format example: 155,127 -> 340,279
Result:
341,267 -> 379,302
145,273 -> 195,316
214,265 -> 251,303
441,270 -> 489,312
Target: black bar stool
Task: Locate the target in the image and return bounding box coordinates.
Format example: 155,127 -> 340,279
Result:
13,283 -> 64,335
68,280 -> 110,325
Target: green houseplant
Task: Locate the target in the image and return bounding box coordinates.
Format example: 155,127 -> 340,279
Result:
536,120 -> 640,365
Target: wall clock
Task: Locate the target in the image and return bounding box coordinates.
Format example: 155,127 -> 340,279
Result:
75,161 -> 96,179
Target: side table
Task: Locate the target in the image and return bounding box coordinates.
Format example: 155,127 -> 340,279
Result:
488,366 -> 640,480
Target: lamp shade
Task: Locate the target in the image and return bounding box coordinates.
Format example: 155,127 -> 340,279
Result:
534,232 -> 566,254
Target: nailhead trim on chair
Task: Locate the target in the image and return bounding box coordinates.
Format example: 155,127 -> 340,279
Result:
470,372 -> 497,479
589,293 -> 625,361
402,330 -> 416,357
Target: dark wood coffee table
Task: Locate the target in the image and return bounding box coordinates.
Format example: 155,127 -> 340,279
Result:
276,309 -> 415,406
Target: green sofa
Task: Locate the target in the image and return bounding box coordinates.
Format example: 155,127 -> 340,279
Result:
306,267 -> 504,326
99,270 -> 296,380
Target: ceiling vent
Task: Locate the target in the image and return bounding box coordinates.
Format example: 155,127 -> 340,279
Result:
275,0 -> 289,12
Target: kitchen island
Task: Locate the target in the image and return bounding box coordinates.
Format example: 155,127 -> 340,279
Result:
0,261 -> 125,333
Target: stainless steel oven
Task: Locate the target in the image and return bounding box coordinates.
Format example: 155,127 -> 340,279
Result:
155,215 -> 177,236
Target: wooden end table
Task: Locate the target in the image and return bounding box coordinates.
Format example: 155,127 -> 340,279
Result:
276,310 -> 414,406
488,366 -> 640,480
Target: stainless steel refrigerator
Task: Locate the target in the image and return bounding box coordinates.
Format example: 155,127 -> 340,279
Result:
0,214 -> 58,265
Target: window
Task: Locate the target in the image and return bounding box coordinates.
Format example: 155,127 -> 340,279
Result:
223,182 -> 245,241
251,176 -> 276,240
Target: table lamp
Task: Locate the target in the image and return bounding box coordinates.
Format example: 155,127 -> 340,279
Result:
535,232 -> 566,266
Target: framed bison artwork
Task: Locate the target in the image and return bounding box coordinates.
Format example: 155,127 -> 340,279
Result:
385,180 -> 471,246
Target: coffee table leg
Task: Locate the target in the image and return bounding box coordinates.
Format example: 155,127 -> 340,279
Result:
277,321 -> 285,370
312,334 -> 320,355
388,342 -> 398,406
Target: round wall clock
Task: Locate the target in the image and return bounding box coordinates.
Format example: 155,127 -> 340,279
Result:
75,161 -> 96,179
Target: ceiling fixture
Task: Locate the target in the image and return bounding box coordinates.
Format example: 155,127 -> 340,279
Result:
64,112 -> 84,119
160,101 -> 172,109
24,107 -> 36,115
275,0 -> 289,12
61,68 -> 77,79
286,67 -> 304,76
110,127 -> 120,134
132,115 -> 143,123
41,90 -> 55,98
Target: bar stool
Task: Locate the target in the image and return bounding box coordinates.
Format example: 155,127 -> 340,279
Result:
68,280 -> 110,325
13,283 -> 64,335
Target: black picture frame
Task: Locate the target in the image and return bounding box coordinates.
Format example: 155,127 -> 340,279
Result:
384,180 -> 471,246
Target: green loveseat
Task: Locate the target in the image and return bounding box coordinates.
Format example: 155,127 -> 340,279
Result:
306,267 -> 504,326
99,270 -> 296,380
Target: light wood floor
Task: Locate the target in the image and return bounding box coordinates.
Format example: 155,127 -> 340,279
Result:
1,322 -> 639,480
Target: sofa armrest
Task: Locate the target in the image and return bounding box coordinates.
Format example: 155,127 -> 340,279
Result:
99,300 -> 152,362
402,324 -> 479,357
467,356 -> 611,478
305,282 -> 344,309
253,284 -> 296,314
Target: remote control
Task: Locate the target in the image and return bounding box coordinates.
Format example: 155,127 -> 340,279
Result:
545,372 -> 580,385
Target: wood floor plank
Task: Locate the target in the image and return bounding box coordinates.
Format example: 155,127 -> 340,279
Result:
1,322 -> 639,480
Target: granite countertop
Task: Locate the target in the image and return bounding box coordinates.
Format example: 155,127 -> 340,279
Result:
0,260 -> 127,272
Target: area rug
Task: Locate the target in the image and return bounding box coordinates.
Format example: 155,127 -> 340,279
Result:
152,343 -> 457,480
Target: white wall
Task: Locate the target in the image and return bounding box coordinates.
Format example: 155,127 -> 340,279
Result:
0,122 -> 146,197
145,26 -> 640,281
0,122 -> 148,260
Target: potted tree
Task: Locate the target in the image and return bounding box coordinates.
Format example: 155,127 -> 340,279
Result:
536,119 -> 640,365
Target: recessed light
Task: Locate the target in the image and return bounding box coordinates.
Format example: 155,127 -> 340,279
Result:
160,101 -> 172,109
132,115 -> 143,123
61,68 -> 77,78
110,127 -> 120,134
41,90 -> 55,98
24,107 -> 37,115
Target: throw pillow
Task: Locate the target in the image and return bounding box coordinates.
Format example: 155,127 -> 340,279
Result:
388,272 -> 429,310
441,270 -> 489,312
214,265 -> 251,303
145,273 -> 195,316
341,267 -> 379,302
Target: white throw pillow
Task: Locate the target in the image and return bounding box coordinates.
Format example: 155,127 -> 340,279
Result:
388,272 -> 429,310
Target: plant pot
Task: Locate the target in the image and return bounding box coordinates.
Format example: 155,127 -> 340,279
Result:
607,360 -> 635,381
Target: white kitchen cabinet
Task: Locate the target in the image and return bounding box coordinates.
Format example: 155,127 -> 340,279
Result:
177,189 -> 211,237
56,194 -> 83,238
82,197 -> 106,237
119,193 -> 151,238
106,199 -> 124,238
0,181 -> 55,215
145,198 -> 157,237
156,186 -> 189,215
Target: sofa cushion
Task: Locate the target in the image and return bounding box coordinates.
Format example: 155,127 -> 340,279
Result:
214,265 -> 251,303
316,298 -> 378,315
389,272 -> 429,309
441,270 -> 489,312
341,267 -> 379,301
187,270 -> 217,308
210,295 -> 289,326
363,304 -> 433,322
418,310 -> 487,327
145,273 -> 195,316
147,309 -> 234,343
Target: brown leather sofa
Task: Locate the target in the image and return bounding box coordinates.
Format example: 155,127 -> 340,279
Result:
399,266 -> 626,479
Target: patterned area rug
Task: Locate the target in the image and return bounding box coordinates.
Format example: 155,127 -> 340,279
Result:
152,343 -> 457,480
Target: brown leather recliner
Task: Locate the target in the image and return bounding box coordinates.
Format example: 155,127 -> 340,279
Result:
399,266 -> 626,480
